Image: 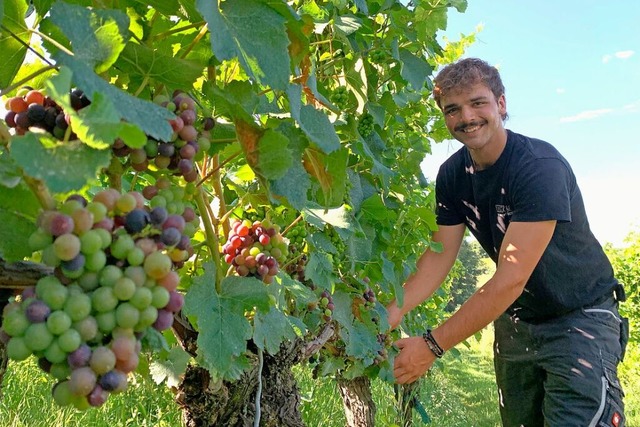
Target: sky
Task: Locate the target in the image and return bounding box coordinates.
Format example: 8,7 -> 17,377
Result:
422,0 -> 640,247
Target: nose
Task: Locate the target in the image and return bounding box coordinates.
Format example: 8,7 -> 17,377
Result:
460,105 -> 475,122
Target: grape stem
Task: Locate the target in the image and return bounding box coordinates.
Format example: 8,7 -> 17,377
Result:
282,214 -> 304,236
196,149 -> 242,187
194,186 -> 224,290
23,175 -> 56,210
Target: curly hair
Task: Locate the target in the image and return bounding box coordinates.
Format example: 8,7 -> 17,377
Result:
433,58 -> 508,120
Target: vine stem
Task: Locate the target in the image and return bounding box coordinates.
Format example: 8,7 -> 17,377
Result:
282,214 -> 304,236
194,186 -> 223,291
133,75 -> 150,97
0,65 -> 56,97
179,24 -> 208,59
253,348 -> 264,427
196,149 -> 242,187
23,175 -> 56,210
150,21 -> 206,41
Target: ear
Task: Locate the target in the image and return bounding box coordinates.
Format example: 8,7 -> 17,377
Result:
497,94 -> 507,117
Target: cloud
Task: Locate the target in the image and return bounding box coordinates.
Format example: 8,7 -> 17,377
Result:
602,50 -> 635,63
559,108 -> 613,123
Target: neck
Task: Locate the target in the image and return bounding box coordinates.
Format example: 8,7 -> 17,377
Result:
469,129 -> 508,170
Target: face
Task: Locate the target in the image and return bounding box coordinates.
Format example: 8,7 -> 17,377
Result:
440,83 -> 507,153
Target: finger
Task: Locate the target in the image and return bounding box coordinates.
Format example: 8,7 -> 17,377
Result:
394,338 -> 408,349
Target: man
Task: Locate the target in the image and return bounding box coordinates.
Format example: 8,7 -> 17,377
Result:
387,58 -> 628,426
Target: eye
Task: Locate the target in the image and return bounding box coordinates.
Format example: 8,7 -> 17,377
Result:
444,107 -> 458,115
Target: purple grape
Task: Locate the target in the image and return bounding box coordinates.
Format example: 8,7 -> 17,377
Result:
176,235 -> 191,251
178,159 -> 193,175
50,214 -> 75,236
255,253 -> 266,265
125,208 -> 150,234
68,344 -> 92,368
4,111 -> 17,127
88,384 -> 109,407
55,112 -> 68,130
21,286 -> 37,300
264,256 -> 277,269
61,253 -> 86,271
157,143 -> 175,157
163,215 -> 185,232
149,206 -> 168,225
14,112 -> 31,128
179,109 -> 196,126
27,103 -> 46,124
160,227 -> 182,247
25,299 -> 51,323
164,291 -> 184,313
44,107 -> 58,128
152,309 -> 174,331
98,369 -> 127,392
203,117 -> 215,131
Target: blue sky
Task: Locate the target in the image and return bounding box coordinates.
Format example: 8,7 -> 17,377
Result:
422,0 -> 640,246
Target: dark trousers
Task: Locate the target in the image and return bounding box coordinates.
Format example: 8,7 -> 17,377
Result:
493,296 -> 629,427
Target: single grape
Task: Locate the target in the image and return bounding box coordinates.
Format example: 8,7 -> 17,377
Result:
25,299 -> 51,323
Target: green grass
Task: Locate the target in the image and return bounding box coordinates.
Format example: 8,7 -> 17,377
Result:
1,331 -> 638,427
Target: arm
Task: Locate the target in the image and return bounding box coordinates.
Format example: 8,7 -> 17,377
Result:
393,220 -> 557,384
386,223 -> 466,329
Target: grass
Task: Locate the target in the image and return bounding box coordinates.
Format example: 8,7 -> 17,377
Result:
1,330 -> 638,426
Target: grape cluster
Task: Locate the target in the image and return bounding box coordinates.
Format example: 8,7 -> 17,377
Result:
325,225 -> 346,265
319,289 -> 334,322
221,219 -> 289,284
0,189 -> 191,409
329,87 -> 350,111
357,113 -> 375,138
369,48 -> 387,64
363,288 -> 376,307
113,91 -> 212,181
374,333 -> 390,365
3,87 -> 89,138
141,177 -> 200,238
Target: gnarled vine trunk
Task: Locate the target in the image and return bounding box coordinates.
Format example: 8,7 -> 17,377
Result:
336,376 -> 376,427
175,339 -> 305,427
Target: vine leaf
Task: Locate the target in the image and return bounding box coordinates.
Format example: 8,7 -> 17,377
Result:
46,67 -> 146,149
257,129 -> 292,180
399,48 -> 432,90
0,179 -> 40,261
0,0 -> 30,89
0,149 -> 22,188
53,54 -> 174,142
197,0 -> 291,90
117,42 -> 204,91
253,307 -> 298,355
305,252 -> 338,291
303,146 -> 348,207
183,265 -> 270,380
11,133 -> 111,193
149,347 -> 191,388
48,2 -> 129,74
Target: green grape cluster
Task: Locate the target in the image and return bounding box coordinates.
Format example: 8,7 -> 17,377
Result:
221,219 -> 289,284
325,225 -> 346,265
1,189 -> 191,410
357,113 -> 375,138
369,48 -> 387,64
329,86 -> 350,111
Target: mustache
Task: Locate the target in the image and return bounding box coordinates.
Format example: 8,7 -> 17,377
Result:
455,121 -> 485,132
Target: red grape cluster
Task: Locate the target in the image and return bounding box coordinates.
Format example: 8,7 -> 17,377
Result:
221,219 -> 289,284
0,189 -> 192,410
3,87 -> 89,138
114,91 -> 212,181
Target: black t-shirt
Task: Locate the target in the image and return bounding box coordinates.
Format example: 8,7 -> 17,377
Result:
435,130 -> 618,321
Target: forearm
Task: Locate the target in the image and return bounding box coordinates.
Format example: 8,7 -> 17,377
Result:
431,273 -> 524,351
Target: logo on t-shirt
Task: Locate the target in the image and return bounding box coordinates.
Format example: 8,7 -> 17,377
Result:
495,204 -> 513,215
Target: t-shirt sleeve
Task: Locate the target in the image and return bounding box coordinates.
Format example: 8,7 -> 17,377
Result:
435,164 -> 465,226
510,157 -> 573,223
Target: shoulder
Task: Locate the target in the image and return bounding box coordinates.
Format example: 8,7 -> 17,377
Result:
437,145 -> 466,177
508,130 -> 565,161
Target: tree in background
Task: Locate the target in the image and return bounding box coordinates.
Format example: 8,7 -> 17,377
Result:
606,231 -> 640,344
445,238 -> 490,312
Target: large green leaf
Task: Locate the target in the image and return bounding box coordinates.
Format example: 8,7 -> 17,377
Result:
399,48 -> 432,90
49,2 -> 129,74
304,252 -> 338,291
45,67 -> 146,149
53,54 -> 174,141
0,180 -> 41,261
257,129 -> 292,180
298,105 -> 341,154
0,149 -> 22,188
11,133 -> 111,193
116,42 -> 204,91
183,264 -> 270,380
197,0 -> 291,90
253,307 -> 297,355
0,0 -> 29,89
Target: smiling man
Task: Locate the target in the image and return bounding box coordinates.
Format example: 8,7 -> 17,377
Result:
387,58 -> 628,427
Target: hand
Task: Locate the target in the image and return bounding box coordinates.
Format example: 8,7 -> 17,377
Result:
393,336 -> 436,384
